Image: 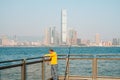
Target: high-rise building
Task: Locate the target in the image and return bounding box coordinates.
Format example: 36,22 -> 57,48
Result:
77,38 -> 81,45
0,38 -> 2,45
112,38 -> 119,45
55,32 -> 60,45
112,38 -> 117,45
1,35 -> 10,46
44,28 -> 50,45
68,28 -> 77,45
61,9 -> 67,44
50,27 -> 56,44
44,27 -> 59,45
118,38 -> 120,45
95,33 -> 100,46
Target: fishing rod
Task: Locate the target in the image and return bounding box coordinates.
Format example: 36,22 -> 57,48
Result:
64,32 -> 73,80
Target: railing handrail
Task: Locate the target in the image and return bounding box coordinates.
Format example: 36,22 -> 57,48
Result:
1,54 -> 120,62
1,54 -> 120,64
0,57 -> 44,63
0,59 -> 23,63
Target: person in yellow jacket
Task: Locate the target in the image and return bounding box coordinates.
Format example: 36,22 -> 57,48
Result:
45,49 -> 58,80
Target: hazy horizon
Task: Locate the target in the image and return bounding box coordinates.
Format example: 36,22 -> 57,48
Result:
0,0 -> 120,41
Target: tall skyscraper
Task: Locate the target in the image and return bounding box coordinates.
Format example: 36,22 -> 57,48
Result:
95,33 -> 100,46
61,9 -> 67,44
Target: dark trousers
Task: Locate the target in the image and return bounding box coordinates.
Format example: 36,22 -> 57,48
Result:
51,64 -> 58,80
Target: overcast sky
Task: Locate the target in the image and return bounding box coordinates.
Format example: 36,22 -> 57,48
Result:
0,0 -> 120,41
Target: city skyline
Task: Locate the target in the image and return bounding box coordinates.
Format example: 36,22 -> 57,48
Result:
0,33 -> 120,47
0,0 -> 120,41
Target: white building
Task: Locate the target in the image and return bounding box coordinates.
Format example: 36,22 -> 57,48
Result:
61,9 -> 67,44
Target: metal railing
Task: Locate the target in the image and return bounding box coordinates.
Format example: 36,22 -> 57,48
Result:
0,57 -> 48,80
0,54 -> 120,80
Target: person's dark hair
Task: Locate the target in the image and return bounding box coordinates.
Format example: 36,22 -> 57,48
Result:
49,49 -> 54,52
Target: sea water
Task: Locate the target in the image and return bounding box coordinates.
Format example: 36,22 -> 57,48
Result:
0,47 -> 120,61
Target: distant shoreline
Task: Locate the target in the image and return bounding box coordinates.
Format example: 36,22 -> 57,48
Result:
0,46 -> 120,48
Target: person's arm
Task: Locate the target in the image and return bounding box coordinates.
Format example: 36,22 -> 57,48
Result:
44,54 -> 51,56
44,53 -> 54,57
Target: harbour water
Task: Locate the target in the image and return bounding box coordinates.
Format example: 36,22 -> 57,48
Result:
0,47 -> 120,61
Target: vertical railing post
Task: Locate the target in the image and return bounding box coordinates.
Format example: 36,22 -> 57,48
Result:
92,58 -> 97,80
66,57 -> 69,80
42,57 -> 45,80
21,59 -> 26,80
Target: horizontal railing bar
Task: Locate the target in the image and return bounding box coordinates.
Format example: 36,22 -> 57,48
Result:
0,57 -> 43,63
69,75 -> 92,78
58,57 -> 66,59
58,58 -> 92,60
0,59 -> 50,70
0,57 -> 44,63
59,58 -> 120,60
59,54 -> 93,56
26,57 -> 43,60
26,59 -> 50,65
57,55 -> 67,56
58,58 -> 120,60
0,59 -> 23,63
1,57 -> 120,64
58,54 -> 120,56
1,54 -> 120,64
26,60 -> 43,65
54,57 -> 94,60
97,76 -> 120,79
59,76 -> 120,79
96,54 -> 120,56
0,63 -> 22,70
97,58 -> 120,60
1,58 -> 120,70
59,75 -> 92,78
58,54 -> 92,56
69,58 -> 93,60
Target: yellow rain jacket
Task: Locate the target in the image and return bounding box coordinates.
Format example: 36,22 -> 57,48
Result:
45,52 -> 58,65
